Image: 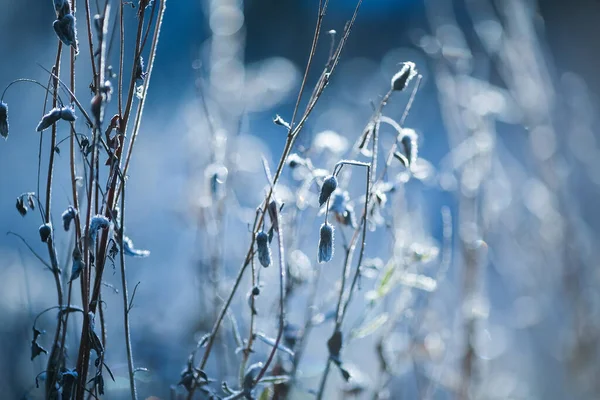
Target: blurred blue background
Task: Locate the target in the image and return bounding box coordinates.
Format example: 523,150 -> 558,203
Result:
1,0 -> 600,399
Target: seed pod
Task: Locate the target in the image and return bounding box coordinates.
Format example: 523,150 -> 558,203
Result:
39,223 -> 52,243
61,206 -> 78,231
16,197 -> 27,216
0,101 -> 9,139
400,128 -> 418,168
318,222 -> 335,263
267,200 -> 280,233
53,13 -> 77,50
59,106 -> 77,122
319,175 -> 338,206
89,215 -> 110,243
70,247 -> 84,282
391,62 -> 417,92
255,231 -> 271,268
36,108 -> 61,132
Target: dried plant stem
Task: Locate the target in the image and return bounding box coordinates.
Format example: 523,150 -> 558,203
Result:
315,162 -> 370,400
120,0 -> 166,194
83,0 -> 98,87
75,3 -> 114,395
45,41 -> 65,399
119,177 -> 138,400
254,196 -> 286,383
59,0 -> 83,365
239,211 -> 262,385
288,0 -> 330,131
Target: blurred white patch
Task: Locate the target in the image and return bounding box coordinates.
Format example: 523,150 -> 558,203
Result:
244,57 -> 300,112
210,5 -> 244,36
313,130 -> 349,154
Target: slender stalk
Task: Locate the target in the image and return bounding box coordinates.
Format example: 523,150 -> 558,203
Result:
45,40 -> 65,399
83,0 -> 98,88
254,193 -> 286,383
119,177 -> 138,400
315,163 -> 370,400
288,0 -> 330,132
59,0 -> 82,367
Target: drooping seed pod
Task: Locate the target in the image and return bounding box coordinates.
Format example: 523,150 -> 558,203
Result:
267,199 -> 280,233
39,223 -> 52,243
36,108 -> 61,132
391,62 -> 417,92
61,206 -> 78,231
318,222 -> 335,263
319,175 -> 338,206
255,231 -> 272,268
16,197 -> 27,216
401,128 -> 418,167
89,215 -> 110,243
0,101 -> 9,139
70,247 -> 84,282
59,106 -> 77,122
53,13 -> 78,50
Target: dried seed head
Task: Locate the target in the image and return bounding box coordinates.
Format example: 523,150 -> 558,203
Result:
59,106 -> 76,122
36,108 -> 61,132
318,222 -> 334,263
89,215 -> 110,243
16,197 -> 27,216
400,128 -> 418,168
255,231 -> 272,268
329,191 -> 356,228
39,223 -> 52,243
267,199 -> 280,233
70,247 -> 83,282
122,235 -> 150,258
0,101 -> 9,139
27,194 -> 35,209
319,175 -> 338,206
53,13 -> 78,50
391,62 -> 417,92
61,206 -> 78,231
